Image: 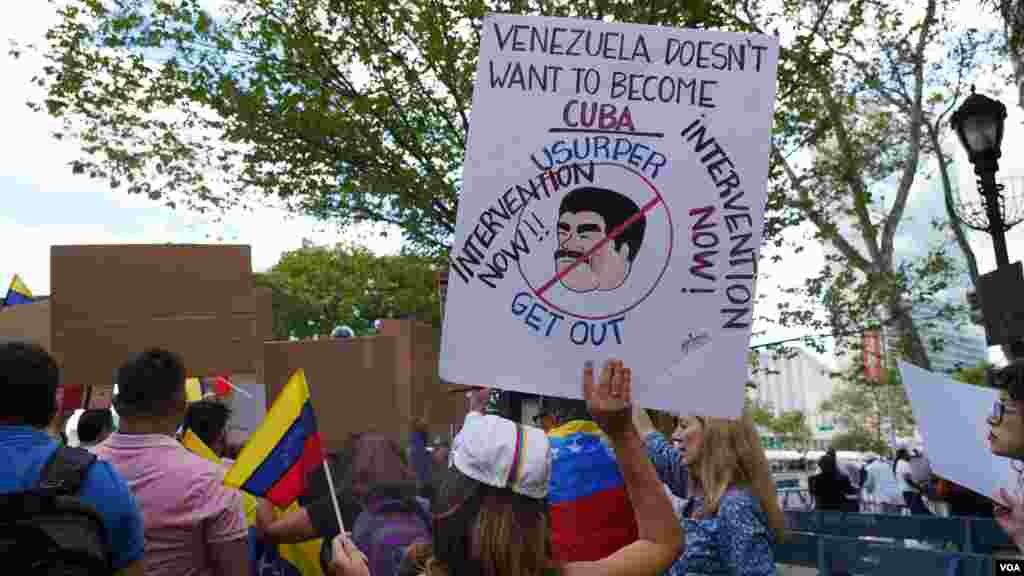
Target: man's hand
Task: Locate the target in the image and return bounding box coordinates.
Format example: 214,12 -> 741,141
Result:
330,534 -> 370,576
584,359 -> 633,440
412,417 -> 429,434
253,498 -> 274,540
995,487 -> 1024,551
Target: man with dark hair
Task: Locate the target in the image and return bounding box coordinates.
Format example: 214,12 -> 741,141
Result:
77,409 -> 115,452
183,399 -> 233,458
556,186 -> 647,293
0,340 -> 144,575
95,348 -> 248,576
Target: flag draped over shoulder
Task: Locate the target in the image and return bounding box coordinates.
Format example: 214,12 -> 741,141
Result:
547,420 -> 638,562
3,275 -> 33,307
224,369 -> 323,508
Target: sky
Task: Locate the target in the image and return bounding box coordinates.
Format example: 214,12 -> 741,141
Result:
0,2 -> 404,295
1,1 -> 1019,367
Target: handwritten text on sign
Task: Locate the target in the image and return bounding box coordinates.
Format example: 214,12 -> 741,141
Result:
440,15 -> 779,419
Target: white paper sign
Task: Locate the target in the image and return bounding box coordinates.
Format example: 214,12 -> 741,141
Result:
440,14 -> 780,418
899,361 -> 1018,501
227,379 -> 267,437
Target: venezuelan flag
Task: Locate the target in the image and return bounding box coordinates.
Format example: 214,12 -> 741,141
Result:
547,420 -> 638,562
224,369 -> 323,508
3,275 -> 33,307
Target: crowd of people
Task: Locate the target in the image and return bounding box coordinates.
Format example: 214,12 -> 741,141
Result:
5,337 -> 1024,575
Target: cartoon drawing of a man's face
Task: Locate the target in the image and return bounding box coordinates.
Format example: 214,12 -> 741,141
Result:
555,186 -> 646,293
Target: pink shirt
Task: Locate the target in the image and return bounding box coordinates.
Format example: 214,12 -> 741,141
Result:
95,433 -> 247,576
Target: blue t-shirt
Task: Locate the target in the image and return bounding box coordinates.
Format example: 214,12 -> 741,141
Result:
0,425 -> 145,570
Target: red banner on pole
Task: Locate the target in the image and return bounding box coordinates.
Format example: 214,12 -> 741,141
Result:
863,330 -> 883,383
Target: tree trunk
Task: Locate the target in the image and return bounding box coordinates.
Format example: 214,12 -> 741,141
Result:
1011,49 -> 1024,113
889,303 -> 933,370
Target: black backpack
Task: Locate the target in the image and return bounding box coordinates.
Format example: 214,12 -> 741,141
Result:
0,446 -> 113,575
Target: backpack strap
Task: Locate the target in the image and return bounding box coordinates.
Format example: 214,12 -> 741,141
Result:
37,446 -> 97,496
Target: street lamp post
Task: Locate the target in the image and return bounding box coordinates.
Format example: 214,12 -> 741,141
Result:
950,89 -> 1024,357
951,88 -> 1010,268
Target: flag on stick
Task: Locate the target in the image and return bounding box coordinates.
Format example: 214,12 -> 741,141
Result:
224,369 -> 323,508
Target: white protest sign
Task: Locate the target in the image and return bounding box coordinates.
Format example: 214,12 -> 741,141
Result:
439,14 -> 780,418
899,361 -> 1017,501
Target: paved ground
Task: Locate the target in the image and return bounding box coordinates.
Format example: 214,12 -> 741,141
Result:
777,564 -> 818,576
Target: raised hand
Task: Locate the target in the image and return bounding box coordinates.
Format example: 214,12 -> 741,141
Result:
995,487 -> 1024,552
584,359 -> 634,440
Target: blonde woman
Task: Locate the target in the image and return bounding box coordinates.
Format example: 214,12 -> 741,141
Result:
633,405 -> 785,576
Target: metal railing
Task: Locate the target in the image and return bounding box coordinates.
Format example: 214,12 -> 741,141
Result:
775,511 -> 1017,575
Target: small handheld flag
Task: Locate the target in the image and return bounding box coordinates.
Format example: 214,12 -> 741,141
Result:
3,275 -> 33,308
223,369 -> 323,508
185,375 -> 241,403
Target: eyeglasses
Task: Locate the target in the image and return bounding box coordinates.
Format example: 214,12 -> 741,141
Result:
991,399 -> 1021,425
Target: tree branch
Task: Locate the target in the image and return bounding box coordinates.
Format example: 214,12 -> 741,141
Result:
926,120 -> 980,286
880,0 -> 937,262
772,144 -> 873,272
815,75 -> 883,263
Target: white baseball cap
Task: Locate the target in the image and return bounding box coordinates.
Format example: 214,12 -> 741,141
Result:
451,412 -> 551,500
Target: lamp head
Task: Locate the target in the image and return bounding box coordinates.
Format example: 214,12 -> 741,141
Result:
951,88 -> 1007,172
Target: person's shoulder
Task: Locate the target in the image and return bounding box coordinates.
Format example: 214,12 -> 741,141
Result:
81,456 -> 128,494
722,486 -> 757,503
718,487 -> 769,530
80,457 -> 140,518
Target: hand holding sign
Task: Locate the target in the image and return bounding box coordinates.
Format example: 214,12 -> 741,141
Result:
995,487 -> 1024,553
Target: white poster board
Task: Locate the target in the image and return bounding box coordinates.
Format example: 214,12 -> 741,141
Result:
226,376 -> 267,439
440,14 -> 780,418
899,361 -> 1017,501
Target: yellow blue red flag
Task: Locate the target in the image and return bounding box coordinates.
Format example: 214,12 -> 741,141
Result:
224,369 -> 322,508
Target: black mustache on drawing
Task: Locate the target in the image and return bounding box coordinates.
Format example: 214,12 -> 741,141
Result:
555,249 -> 586,261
